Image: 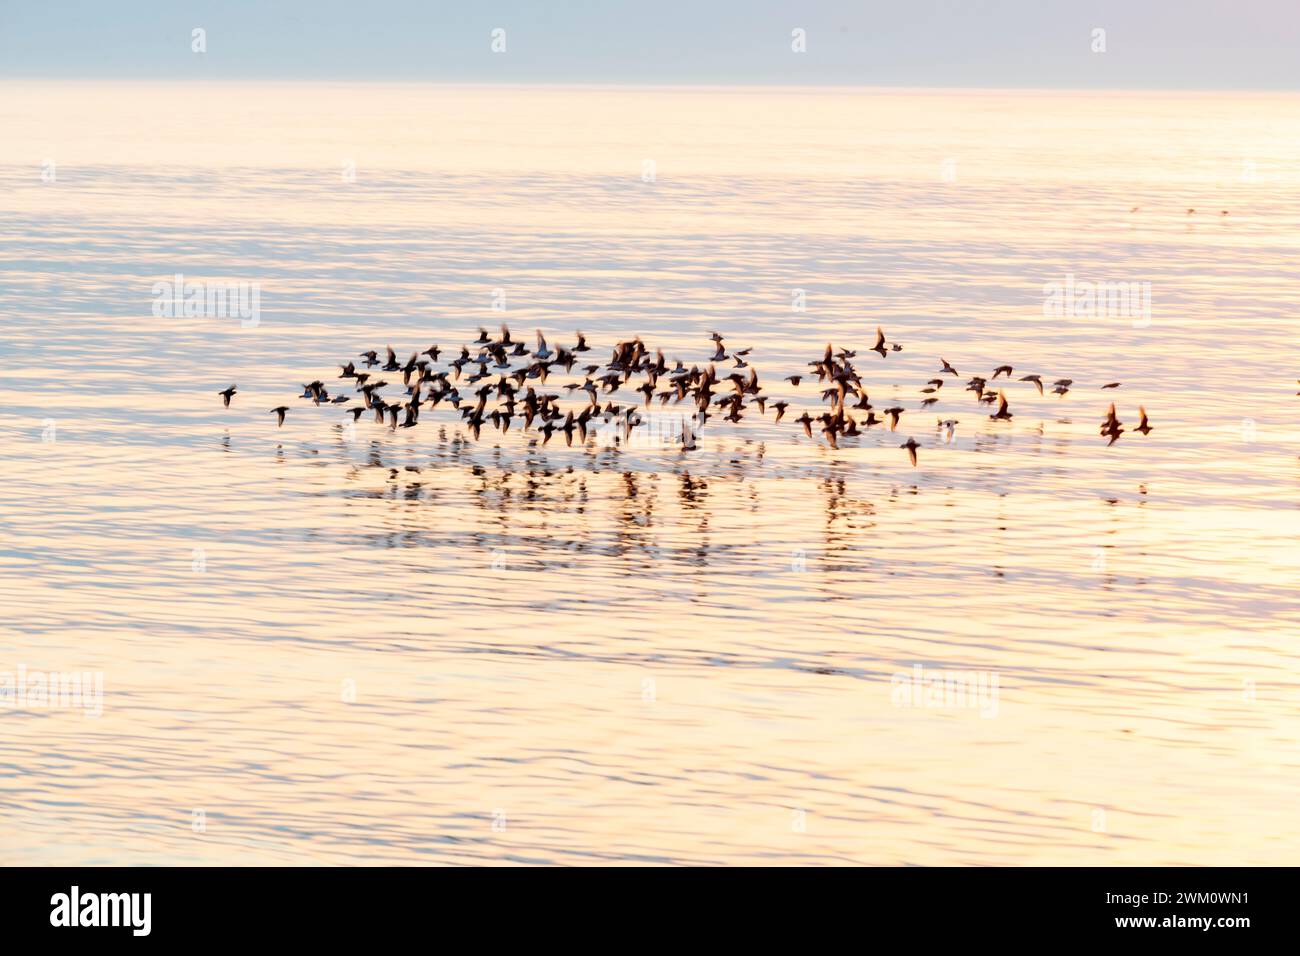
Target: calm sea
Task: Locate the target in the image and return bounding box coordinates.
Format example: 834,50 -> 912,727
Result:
2,83 -> 1298,864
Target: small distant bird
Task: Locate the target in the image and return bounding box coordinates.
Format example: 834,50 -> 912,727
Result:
772,401 -> 789,423
270,406 -> 288,426
1135,406 -> 1152,435
992,365 -> 1013,379
940,357 -> 958,376
1101,403 -> 1123,444
1019,374 -> 1044,396
784,375 -> 802,386
218,386 -> 237,407
1101,382 -> 1121,389
900,437 -> 920,467
534,330 -> 554,361
989,390 -> 1012,420
871,327 -> 889,358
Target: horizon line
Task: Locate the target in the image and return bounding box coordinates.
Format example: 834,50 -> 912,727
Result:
4,77 -> 1300,96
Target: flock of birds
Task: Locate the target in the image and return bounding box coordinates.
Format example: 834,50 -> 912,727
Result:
217,325 -> 1153,467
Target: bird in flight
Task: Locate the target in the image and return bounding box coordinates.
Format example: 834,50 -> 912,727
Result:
900,437 -> 920,467
989,391 -> 1012,421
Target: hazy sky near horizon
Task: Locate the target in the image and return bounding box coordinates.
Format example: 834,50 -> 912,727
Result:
1,0 -> 1298,89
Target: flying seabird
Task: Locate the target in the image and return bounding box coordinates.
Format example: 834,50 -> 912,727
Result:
1101,403 -> 1123,444
871,327 -> 888,358
1018,374 -> 1044,396
900,437 -> 920,467
534,330 -> 554,361
989,390 -> 1012,420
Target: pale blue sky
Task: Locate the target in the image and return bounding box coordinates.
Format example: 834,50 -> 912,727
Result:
2,0 -> 1298,88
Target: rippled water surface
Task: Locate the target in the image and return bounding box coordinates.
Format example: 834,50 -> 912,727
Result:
2,83 -> 1299,864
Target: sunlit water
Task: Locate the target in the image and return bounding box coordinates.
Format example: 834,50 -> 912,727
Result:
2,83 -> 1299,865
